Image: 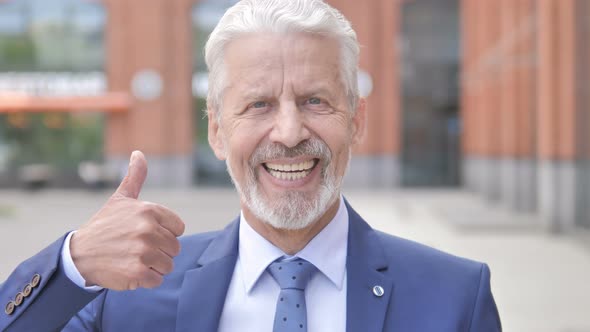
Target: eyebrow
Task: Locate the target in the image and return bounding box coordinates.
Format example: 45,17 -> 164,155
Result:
238,90 -> 272,103
232,82 -> 340,103
296,86 -> 337,100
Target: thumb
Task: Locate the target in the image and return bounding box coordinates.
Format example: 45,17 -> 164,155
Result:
115,150 -> 147,199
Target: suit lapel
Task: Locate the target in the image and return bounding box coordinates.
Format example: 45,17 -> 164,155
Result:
175,220 -> 240,332
345,201 -> 394,332
174,201 -> 395,331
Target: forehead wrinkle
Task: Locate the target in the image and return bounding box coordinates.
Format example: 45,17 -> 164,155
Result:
283,34 -> 336,97
225,60 -> 273,89
279,35 -> 344,99
224,34 -> 284,93
226,66 -> 284,105
289,66 -> 346,105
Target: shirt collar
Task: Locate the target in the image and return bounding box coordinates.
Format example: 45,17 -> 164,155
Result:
238,212 -> 285,294
238,195 -> 349,293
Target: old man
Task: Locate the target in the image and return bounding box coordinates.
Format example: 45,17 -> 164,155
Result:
0,0 -> 501,331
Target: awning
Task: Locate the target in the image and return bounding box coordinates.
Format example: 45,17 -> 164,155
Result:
0,92 -> 132,113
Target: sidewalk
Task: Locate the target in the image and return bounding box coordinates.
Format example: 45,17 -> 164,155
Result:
1,188 -> 589,332
349,190 -> 590,332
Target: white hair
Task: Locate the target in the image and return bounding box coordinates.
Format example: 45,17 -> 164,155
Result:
204,0 -> 360,116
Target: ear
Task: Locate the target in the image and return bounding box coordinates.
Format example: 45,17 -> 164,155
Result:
350,97 -> 367,146
207,108 -> 227,160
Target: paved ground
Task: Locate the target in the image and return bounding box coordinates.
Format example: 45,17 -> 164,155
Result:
1,188 -> 589,332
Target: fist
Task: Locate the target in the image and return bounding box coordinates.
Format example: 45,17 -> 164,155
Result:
70,151 -> 185,291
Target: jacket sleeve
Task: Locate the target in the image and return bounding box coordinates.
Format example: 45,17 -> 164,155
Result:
468,263 -> 502,332
0,234 -> 102,332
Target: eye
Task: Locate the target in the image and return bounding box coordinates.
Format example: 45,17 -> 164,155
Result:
251,101 -> 268,109
307,97 -> 322,105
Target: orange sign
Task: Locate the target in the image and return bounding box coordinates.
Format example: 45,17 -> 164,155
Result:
0,92 -> 131,113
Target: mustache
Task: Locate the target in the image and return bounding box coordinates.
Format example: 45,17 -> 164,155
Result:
250,138 -> 332,167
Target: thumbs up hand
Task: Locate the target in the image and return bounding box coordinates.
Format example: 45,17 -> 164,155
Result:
70,151 -> 185,291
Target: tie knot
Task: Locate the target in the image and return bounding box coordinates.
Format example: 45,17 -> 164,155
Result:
268,258 -> 316,290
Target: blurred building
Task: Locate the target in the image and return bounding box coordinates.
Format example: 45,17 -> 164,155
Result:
461,0 -> 590,232
0,0 -> 588,232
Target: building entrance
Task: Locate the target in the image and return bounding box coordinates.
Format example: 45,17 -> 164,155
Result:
400,0 -> 460,186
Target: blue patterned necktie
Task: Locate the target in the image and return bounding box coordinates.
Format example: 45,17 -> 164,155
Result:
267,258 -> 317,332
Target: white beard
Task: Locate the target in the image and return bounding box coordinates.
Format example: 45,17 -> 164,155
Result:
226,138 -> 343,230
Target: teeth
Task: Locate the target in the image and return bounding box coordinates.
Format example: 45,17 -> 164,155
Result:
264,160 -> 317,181
266,160 -> 314,172
268,169 -> 311,181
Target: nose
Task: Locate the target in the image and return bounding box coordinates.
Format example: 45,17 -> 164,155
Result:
268,102 -> 311,148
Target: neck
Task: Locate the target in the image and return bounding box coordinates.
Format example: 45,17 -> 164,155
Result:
243,197 -> 341,255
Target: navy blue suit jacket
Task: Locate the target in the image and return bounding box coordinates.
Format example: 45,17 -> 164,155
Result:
0,201 -> 501,331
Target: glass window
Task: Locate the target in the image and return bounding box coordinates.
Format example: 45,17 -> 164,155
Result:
191,0 -> 238,185
0,0 -> 106,186
400,0 -> 460,186
0,0 -> 105,71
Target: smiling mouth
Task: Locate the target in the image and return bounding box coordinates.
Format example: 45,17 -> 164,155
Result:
262,159 -> 319,181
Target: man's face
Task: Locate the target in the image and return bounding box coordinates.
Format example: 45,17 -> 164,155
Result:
208,32 -> 365,230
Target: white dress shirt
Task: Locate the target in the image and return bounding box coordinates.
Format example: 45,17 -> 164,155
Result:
61,231 -> 103,292
219,196 -> 348,332
61,197 -> 349,331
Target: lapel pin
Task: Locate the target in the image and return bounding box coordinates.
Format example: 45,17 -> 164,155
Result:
372,285 -> 385,297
